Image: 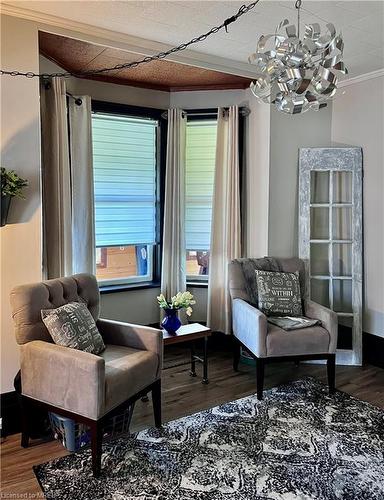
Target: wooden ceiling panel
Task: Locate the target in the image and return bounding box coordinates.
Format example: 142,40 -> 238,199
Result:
39,32 -> 106,73
39,32 -> 252,92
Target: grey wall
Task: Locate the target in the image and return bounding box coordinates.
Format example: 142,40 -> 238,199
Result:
100,285 -> 208,325
331,76 -> 384,338
268,105 -> 333,257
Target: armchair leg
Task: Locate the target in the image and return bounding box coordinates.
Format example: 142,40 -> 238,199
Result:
233,339 -> 241,372
327,354 -> 336,395
256,358 -> 265,401
152,379 -> 162,428
90,420 -> 103,478
20,396 -> 30,448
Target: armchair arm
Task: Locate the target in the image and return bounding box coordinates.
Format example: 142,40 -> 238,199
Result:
305,299 -> 338,353
97,318 -> 163,376
20,340 -> 105,419
232,299 -> 268,358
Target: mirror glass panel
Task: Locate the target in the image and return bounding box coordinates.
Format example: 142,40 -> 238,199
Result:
310,278 -> 330,307
311,207 -> 329,239
333,279 -> 353,313
311,171 -> 329,203
332,207 -> 352,240
310,243 -> 329,276
333,171 -> 352,203
337,315 -> 353,350
333,243 -> 352,276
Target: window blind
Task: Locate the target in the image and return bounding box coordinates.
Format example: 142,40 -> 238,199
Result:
185,120 -> 217,251
92,113 -> 157,247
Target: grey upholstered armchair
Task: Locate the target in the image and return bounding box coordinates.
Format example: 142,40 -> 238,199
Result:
229,257 -> 338,399
10,274 -> 163,477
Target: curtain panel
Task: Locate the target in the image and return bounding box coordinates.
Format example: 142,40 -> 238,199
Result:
69,96 -> 95,275
207,106 -> 242,334
161,109 -> 187,302
41,78 -> 72,278
41,78 -> 94,278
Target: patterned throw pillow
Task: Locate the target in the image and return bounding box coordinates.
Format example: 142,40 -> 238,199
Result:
41,302 -> 105,355
255,270 -> 303,317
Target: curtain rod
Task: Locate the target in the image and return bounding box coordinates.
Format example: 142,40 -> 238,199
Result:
43,80 -> 83,105
66,92 -> 83,106
161,107 -> 251,120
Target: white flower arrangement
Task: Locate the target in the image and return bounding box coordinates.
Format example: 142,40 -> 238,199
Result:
157,291 -> 196,317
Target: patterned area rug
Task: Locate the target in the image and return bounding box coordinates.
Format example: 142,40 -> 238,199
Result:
34,378 -> 384,500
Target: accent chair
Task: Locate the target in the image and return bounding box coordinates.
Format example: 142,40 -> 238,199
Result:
229,257 -> 338,399
10,274 -> 163,477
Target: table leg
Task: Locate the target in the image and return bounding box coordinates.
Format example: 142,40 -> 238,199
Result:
190,342 -> 197,377
202,336 -> 209,384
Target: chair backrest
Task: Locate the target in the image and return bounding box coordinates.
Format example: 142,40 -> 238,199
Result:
10,274 -> 100,345
229,257 -> 306,303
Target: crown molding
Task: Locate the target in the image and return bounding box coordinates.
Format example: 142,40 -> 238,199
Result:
0,2 -> 259,79
339,68 -> 384,88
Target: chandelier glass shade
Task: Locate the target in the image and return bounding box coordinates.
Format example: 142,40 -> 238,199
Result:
249,3 -> 348,114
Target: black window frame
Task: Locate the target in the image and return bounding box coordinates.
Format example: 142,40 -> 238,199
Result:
91,100 -> 167,293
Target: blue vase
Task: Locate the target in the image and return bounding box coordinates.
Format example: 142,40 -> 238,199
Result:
161,308 -> 181,334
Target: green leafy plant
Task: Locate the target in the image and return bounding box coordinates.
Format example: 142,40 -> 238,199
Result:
1,167 -> 28,199
157,291 -> 196,317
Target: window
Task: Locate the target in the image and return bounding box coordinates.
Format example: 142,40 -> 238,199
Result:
92,104 -> 163,286
185,119 -> 217,280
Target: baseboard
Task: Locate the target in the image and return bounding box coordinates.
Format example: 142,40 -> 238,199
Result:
363,332 -> 384,369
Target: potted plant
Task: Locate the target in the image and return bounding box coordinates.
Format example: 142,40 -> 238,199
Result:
157,291 -> 196,334
1,167 -> 28,226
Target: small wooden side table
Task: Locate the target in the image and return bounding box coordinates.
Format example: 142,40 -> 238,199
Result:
163,323 -> 212,384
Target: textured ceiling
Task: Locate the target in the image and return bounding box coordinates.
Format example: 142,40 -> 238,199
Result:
7,1 -> 384,78
38,32 -> 252,91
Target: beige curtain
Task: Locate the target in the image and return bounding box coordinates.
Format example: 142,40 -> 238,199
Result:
69,96 -> 95,274
207,106 -> 241,334
161,109 -> 187,301
41,78 -> 72,278
41,78 -> 94,278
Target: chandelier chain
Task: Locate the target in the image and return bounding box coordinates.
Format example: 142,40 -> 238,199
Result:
0,1 -> 260,80
295,0 -> 302,39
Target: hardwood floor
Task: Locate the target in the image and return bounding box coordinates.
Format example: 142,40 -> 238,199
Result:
1,347 -> 383,497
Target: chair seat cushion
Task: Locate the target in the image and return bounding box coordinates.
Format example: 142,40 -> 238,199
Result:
266,323 -> 330,357
101,344 -> 159,415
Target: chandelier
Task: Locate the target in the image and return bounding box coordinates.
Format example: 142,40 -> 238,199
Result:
248,0 -> 348,114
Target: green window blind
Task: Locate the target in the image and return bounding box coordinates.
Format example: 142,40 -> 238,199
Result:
185,120 -> 217,251
92,113 -> 157,247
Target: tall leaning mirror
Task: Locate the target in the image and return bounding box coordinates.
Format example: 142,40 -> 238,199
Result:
299,147 -> 363,366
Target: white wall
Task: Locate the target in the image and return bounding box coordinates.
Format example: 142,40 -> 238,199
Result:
332,76 -> 384,338
268,105 -> 333,257
1,15 -> 42,393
